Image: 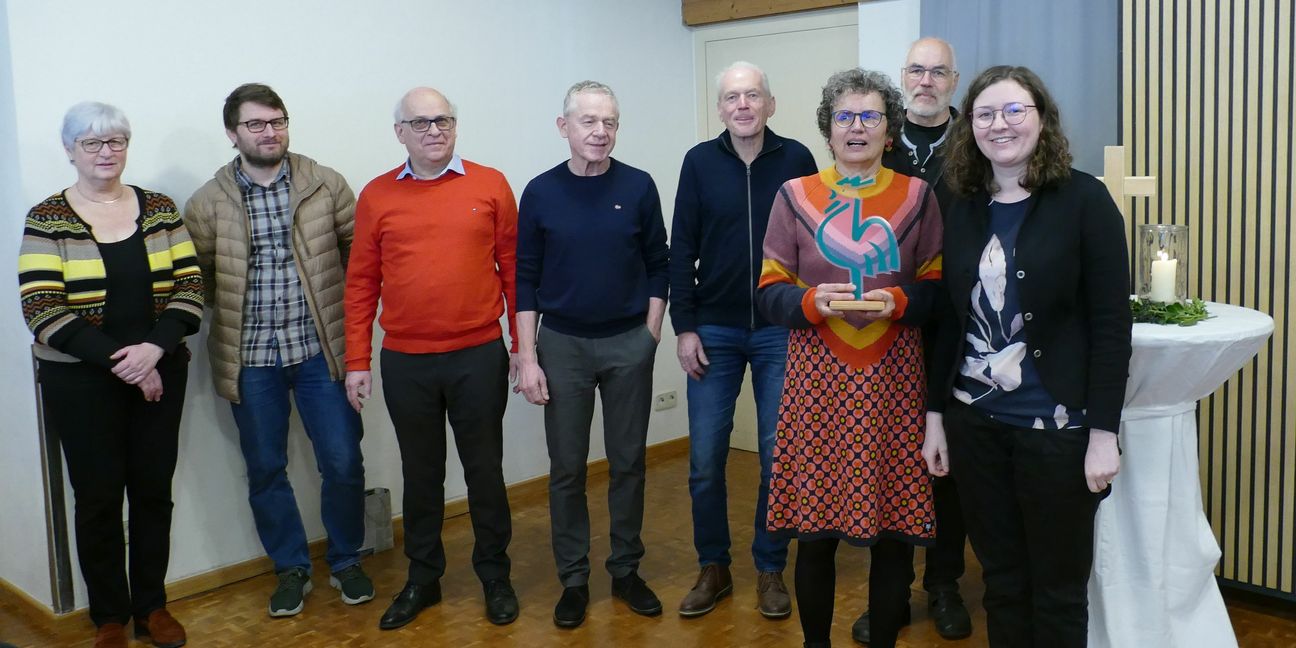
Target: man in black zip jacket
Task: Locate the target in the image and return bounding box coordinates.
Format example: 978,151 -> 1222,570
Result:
854,36 -> 973,645
668,61 -> 816,621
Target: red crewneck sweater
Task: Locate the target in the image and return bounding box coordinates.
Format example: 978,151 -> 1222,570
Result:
345,160 -> 518,370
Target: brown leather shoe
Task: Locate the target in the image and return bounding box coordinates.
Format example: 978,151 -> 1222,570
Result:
756,570 -> 792,619
135,608 -> 187,648
678,564 -> 733,617
93,623 -> 128,648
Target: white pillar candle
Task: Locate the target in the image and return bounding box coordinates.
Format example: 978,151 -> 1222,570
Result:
1149,250 -> 1178,303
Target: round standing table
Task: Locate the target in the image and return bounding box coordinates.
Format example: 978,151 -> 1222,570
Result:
1088,302 -> 1274,647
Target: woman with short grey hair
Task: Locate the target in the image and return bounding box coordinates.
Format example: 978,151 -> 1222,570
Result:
19,101 -> 203,648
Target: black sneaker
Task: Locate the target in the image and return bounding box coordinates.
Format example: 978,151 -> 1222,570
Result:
329,564 -> 375,605
484,579 -> 519,625
268,568 -> 312,617
553,584 -> 589,628
611,571 -> 662,616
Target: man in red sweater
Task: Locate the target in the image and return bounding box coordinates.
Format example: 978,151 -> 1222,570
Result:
344,86 -> 520,631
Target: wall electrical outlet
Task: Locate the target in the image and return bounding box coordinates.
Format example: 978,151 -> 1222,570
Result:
653,391 -> 678,411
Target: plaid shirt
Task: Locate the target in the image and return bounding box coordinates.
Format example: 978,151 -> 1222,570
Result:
236,160 -> 321,367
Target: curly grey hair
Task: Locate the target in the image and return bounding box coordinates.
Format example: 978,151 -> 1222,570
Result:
815,68 -> 904,148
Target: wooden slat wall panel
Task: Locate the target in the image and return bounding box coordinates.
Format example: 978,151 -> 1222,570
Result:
1123,0 -> 1295,601
681,0 -> 856,26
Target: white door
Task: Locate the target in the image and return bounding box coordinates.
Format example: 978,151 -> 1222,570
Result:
691,7 -> 859,452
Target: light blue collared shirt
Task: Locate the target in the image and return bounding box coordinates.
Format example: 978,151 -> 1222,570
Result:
396,153 -> 465,181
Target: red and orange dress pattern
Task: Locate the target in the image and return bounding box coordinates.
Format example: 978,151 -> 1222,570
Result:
757,166 -> 943,545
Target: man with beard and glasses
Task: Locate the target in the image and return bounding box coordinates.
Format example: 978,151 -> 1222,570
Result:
185,82 -> 372,618
852,37 -> 973,645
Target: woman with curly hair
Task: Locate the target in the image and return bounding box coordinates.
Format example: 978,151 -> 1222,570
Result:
916,65 -> 1132,647
756,67 -> 943,648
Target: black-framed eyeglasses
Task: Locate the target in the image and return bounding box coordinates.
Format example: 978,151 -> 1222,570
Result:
903,65 -> 956,81
77,137 -> 130,153
238,117 -> 290,133
832,110 -> 884,129
971,103 -> 1037,129
400,116 -> 457,132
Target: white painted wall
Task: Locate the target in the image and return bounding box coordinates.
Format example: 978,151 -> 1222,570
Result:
0,0 -> 695,610
858,0 -> 922,84
0,0 -> 55,608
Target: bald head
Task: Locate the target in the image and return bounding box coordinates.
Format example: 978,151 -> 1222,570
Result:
393,87 -> 456,124
907,38 -> 957,72
901,37 -> 959,125
393,86 -> 459,177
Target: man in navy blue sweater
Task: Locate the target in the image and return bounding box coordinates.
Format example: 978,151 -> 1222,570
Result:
668,61 -> 817,621
515,80 -> 670,629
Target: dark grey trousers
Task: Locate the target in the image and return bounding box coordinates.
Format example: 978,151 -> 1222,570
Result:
537,324 -> 657,586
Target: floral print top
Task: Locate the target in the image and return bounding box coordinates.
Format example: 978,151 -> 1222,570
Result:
953,199 -> 1085,429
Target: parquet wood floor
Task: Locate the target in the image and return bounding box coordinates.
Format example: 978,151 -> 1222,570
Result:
3,450 -> 1295,647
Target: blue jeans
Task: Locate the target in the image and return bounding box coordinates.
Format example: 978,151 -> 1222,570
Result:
230,352 -> 365,574
687,324 -> 789,573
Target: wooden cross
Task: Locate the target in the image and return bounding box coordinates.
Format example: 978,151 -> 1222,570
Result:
1097,145 -> 1157,225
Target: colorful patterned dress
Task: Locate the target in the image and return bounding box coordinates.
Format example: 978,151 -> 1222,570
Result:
756,166 -> 943,546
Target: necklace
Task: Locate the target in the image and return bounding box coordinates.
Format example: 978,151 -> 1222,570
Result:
74,184 -> 125,204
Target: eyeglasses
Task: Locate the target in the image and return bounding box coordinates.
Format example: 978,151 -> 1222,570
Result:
77,137 -> 129,153
831,110 -> 884,129
971,103 -> 1037,129
400,116 -> 457,132
238,117 -> 290,133
903,65 -> 956,81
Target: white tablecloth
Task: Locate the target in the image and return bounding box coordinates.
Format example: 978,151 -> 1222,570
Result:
1088,302 -> 1273,648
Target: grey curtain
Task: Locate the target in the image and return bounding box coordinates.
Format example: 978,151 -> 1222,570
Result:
920,0 -> 1120,174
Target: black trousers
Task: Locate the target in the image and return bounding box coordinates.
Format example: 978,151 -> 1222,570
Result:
923,474 -> 967,591
945,400 -> 1103,648
796,537 -> 915,648
380,340 -> 512,585
39,351 -> 189,627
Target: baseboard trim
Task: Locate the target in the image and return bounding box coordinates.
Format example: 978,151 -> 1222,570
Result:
6,435 -> 690,623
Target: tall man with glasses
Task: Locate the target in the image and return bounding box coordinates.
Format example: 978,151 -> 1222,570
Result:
851,37 -> 973,645
669,61 -> 816,621
345,86 -> 520,630
515,80 -> 669,629
185,82 -> 373,618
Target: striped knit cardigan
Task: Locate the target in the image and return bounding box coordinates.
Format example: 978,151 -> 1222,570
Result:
18,187 -> 204,364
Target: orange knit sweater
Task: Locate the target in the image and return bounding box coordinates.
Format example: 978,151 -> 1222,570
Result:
345,161 -> 518,370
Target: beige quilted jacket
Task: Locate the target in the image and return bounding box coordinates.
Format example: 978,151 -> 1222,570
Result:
183,152 -> 355,402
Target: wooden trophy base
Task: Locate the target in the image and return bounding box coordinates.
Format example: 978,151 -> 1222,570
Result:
829,300 -> 885,312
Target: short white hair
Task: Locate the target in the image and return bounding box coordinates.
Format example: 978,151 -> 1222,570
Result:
714,61 -> 771,102
562,80 -> 618,117
61,101 -> 130,150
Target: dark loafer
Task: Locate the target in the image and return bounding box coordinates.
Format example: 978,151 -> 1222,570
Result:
851,607 -> 912,645
612,571 -> 662,616
378,581 -> 441,630
484,579 -> 519,625
929,590 -> 973,640
553,584 -> 589,628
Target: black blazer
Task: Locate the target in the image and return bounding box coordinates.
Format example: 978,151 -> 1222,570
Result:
904,169 -> 1133,432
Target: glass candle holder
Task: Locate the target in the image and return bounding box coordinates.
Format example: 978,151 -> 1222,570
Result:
1135,224 -> 1189,303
